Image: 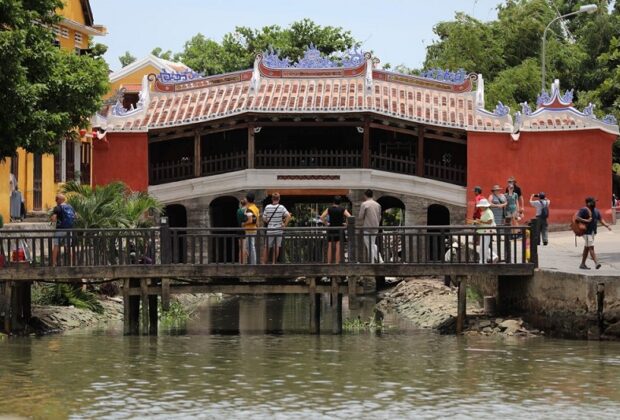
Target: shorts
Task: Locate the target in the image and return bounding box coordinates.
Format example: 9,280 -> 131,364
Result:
267,234 -> 283,248
327,232 -> 343,242
584,234 -> 595,247
52,230 -> 69,246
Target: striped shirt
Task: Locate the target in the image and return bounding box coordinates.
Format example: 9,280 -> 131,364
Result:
263,203 -> 290,234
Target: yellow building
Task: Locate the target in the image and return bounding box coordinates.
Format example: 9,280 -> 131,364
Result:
0,0 -> 105,222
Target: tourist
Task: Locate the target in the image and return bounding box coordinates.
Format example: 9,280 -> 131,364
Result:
529,192 -> 550,246
488,184 -> 507,225
576,196 -> 612,270
236,198 -> 248,264
51,193 -> 75,266
243,192 -> 260,265
505,182 -> 520,226
359,189 -> 382,263
320,196 -> 351,264
472,186 -> 484,220
506,176 -> 524,220
262,192 -> 291,264
472,198 -> 496,263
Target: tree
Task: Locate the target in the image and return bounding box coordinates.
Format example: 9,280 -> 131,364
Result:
175,19 -> 360,75
151,47 -> 173,61
119,51 -> 137,67
0,0 -> 109,158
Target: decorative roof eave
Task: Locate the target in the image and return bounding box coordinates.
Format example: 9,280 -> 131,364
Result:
110,55 -> 191,83
373,70 -> 475,93
517,107 -> 619,136
150,69 -> 253,93
60,17 -> 106,36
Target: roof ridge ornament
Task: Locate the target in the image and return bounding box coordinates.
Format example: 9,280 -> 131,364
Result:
261,44 -> 368,69
493,102 -> 510,117
420,68 -> 467,84
537,79 -> 574,108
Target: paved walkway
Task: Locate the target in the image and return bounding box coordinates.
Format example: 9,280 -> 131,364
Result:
538,224 -> 620,276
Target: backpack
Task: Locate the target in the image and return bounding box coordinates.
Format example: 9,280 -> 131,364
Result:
539,200 -> 549,219
58,203 -> 75,228
570,208 -> 590,237
236,207 -> 248,227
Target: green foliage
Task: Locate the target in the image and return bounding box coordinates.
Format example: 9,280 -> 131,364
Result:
119,51 -> 137,67
34,284 -> 104,314
159,300 -> 190,327
343,315 -> 384,333
61,181 -> 163,228
175,19 -> 360,75
0,0 -> 109,157
151,47 -> 173,61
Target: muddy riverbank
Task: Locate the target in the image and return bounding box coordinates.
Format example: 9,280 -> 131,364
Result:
377,277 -> 542,337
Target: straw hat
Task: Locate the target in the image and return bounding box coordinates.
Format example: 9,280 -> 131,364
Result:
476,198 -> 491,207
491,184 -> 502,191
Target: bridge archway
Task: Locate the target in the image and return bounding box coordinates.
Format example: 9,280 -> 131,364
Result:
164,204 -> 187,263
209,196 -> 240,263
377,196 -> 405,226
427,204 -> 450,261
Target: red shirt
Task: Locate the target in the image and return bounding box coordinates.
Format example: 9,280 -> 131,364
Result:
473,193 -> 483,219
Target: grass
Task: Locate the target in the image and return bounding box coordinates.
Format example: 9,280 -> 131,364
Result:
158,300 -> 190,327
343,314 -> 385,333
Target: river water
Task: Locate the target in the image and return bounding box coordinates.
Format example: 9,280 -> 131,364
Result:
1,295 -> 620,419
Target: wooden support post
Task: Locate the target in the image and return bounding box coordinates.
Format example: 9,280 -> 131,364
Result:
331,277 -> 343,334
362,121 -> 370,168
129,279 -> 140,335
309,277 -> 320,334
456,276 -> 467,335
193,130 -> 201,177
140,278 -> 149,335
247,124 -> 255,169
123,279 -> 131,335
161,278 -> 171,311
3,281 -> 12,334
148,283 -> 158,336
348,276 -> 358,310
416,125 -> 425,177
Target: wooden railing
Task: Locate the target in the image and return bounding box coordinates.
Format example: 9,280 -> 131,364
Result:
0,222 -> 535,269
424,159 -> 466,186
256,149 -> 361,168
150,159 -> 194,185
370,152 -> 416,175
201,151 -> 247,176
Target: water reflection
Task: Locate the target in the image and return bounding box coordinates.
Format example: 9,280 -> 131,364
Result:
0,295 -> 619,418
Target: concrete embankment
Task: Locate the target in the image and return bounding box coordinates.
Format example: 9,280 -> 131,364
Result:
469,271 -> 620,340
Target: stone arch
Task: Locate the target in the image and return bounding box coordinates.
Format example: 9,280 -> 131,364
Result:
427,204 -> 451,261
209,195 -> 241,263
377,195 -> 405,226
164,204 -> 187,263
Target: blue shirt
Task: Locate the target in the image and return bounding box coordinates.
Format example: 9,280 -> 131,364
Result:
577,207 -> 600,234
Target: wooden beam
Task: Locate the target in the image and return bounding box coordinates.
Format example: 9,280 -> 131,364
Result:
140,278 -> 149,335
368,122 -> 418,137
424,131 -> 467,144
193,130 -> 201,177
362,120 -> 370,168
122,279 -> 130,335
416,125 -> 425,177
456,276 -> 467,334
126,284 -> 363,296
247,124 -> 255,169
0,263 -> 535,281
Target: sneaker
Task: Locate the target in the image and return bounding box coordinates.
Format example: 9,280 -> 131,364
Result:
596,263 -> 602,270
543,241 -> 548,246
579,264 -> 590,270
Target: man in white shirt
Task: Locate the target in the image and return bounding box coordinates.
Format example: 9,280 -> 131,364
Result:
358,189 -> 382,263
262,192 -> 291,264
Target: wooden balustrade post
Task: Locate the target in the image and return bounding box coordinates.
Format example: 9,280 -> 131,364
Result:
148,279 -> 158,335
308,277 -> 320,334
160,218 -> 171,264
346,216 -> 357,263
456,275 -> 467,334
140,278 -> 149,335
331,277 -> 343,334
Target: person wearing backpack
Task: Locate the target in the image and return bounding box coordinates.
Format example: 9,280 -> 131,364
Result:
529,192 -> 550,246
51,193 -> 76,266
576,196 -> 612,270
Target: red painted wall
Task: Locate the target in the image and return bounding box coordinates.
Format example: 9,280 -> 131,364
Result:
92,132 -> 148,191
467,129 -> 616,224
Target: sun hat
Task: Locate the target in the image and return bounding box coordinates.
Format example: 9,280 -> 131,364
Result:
491,184 -> 502,191
476,198 -> 491,207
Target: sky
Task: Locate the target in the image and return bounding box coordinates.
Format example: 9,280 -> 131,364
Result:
91,0 -> 502,72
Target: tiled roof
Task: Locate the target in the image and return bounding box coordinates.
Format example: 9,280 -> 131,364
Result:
99,53 -> 511,133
